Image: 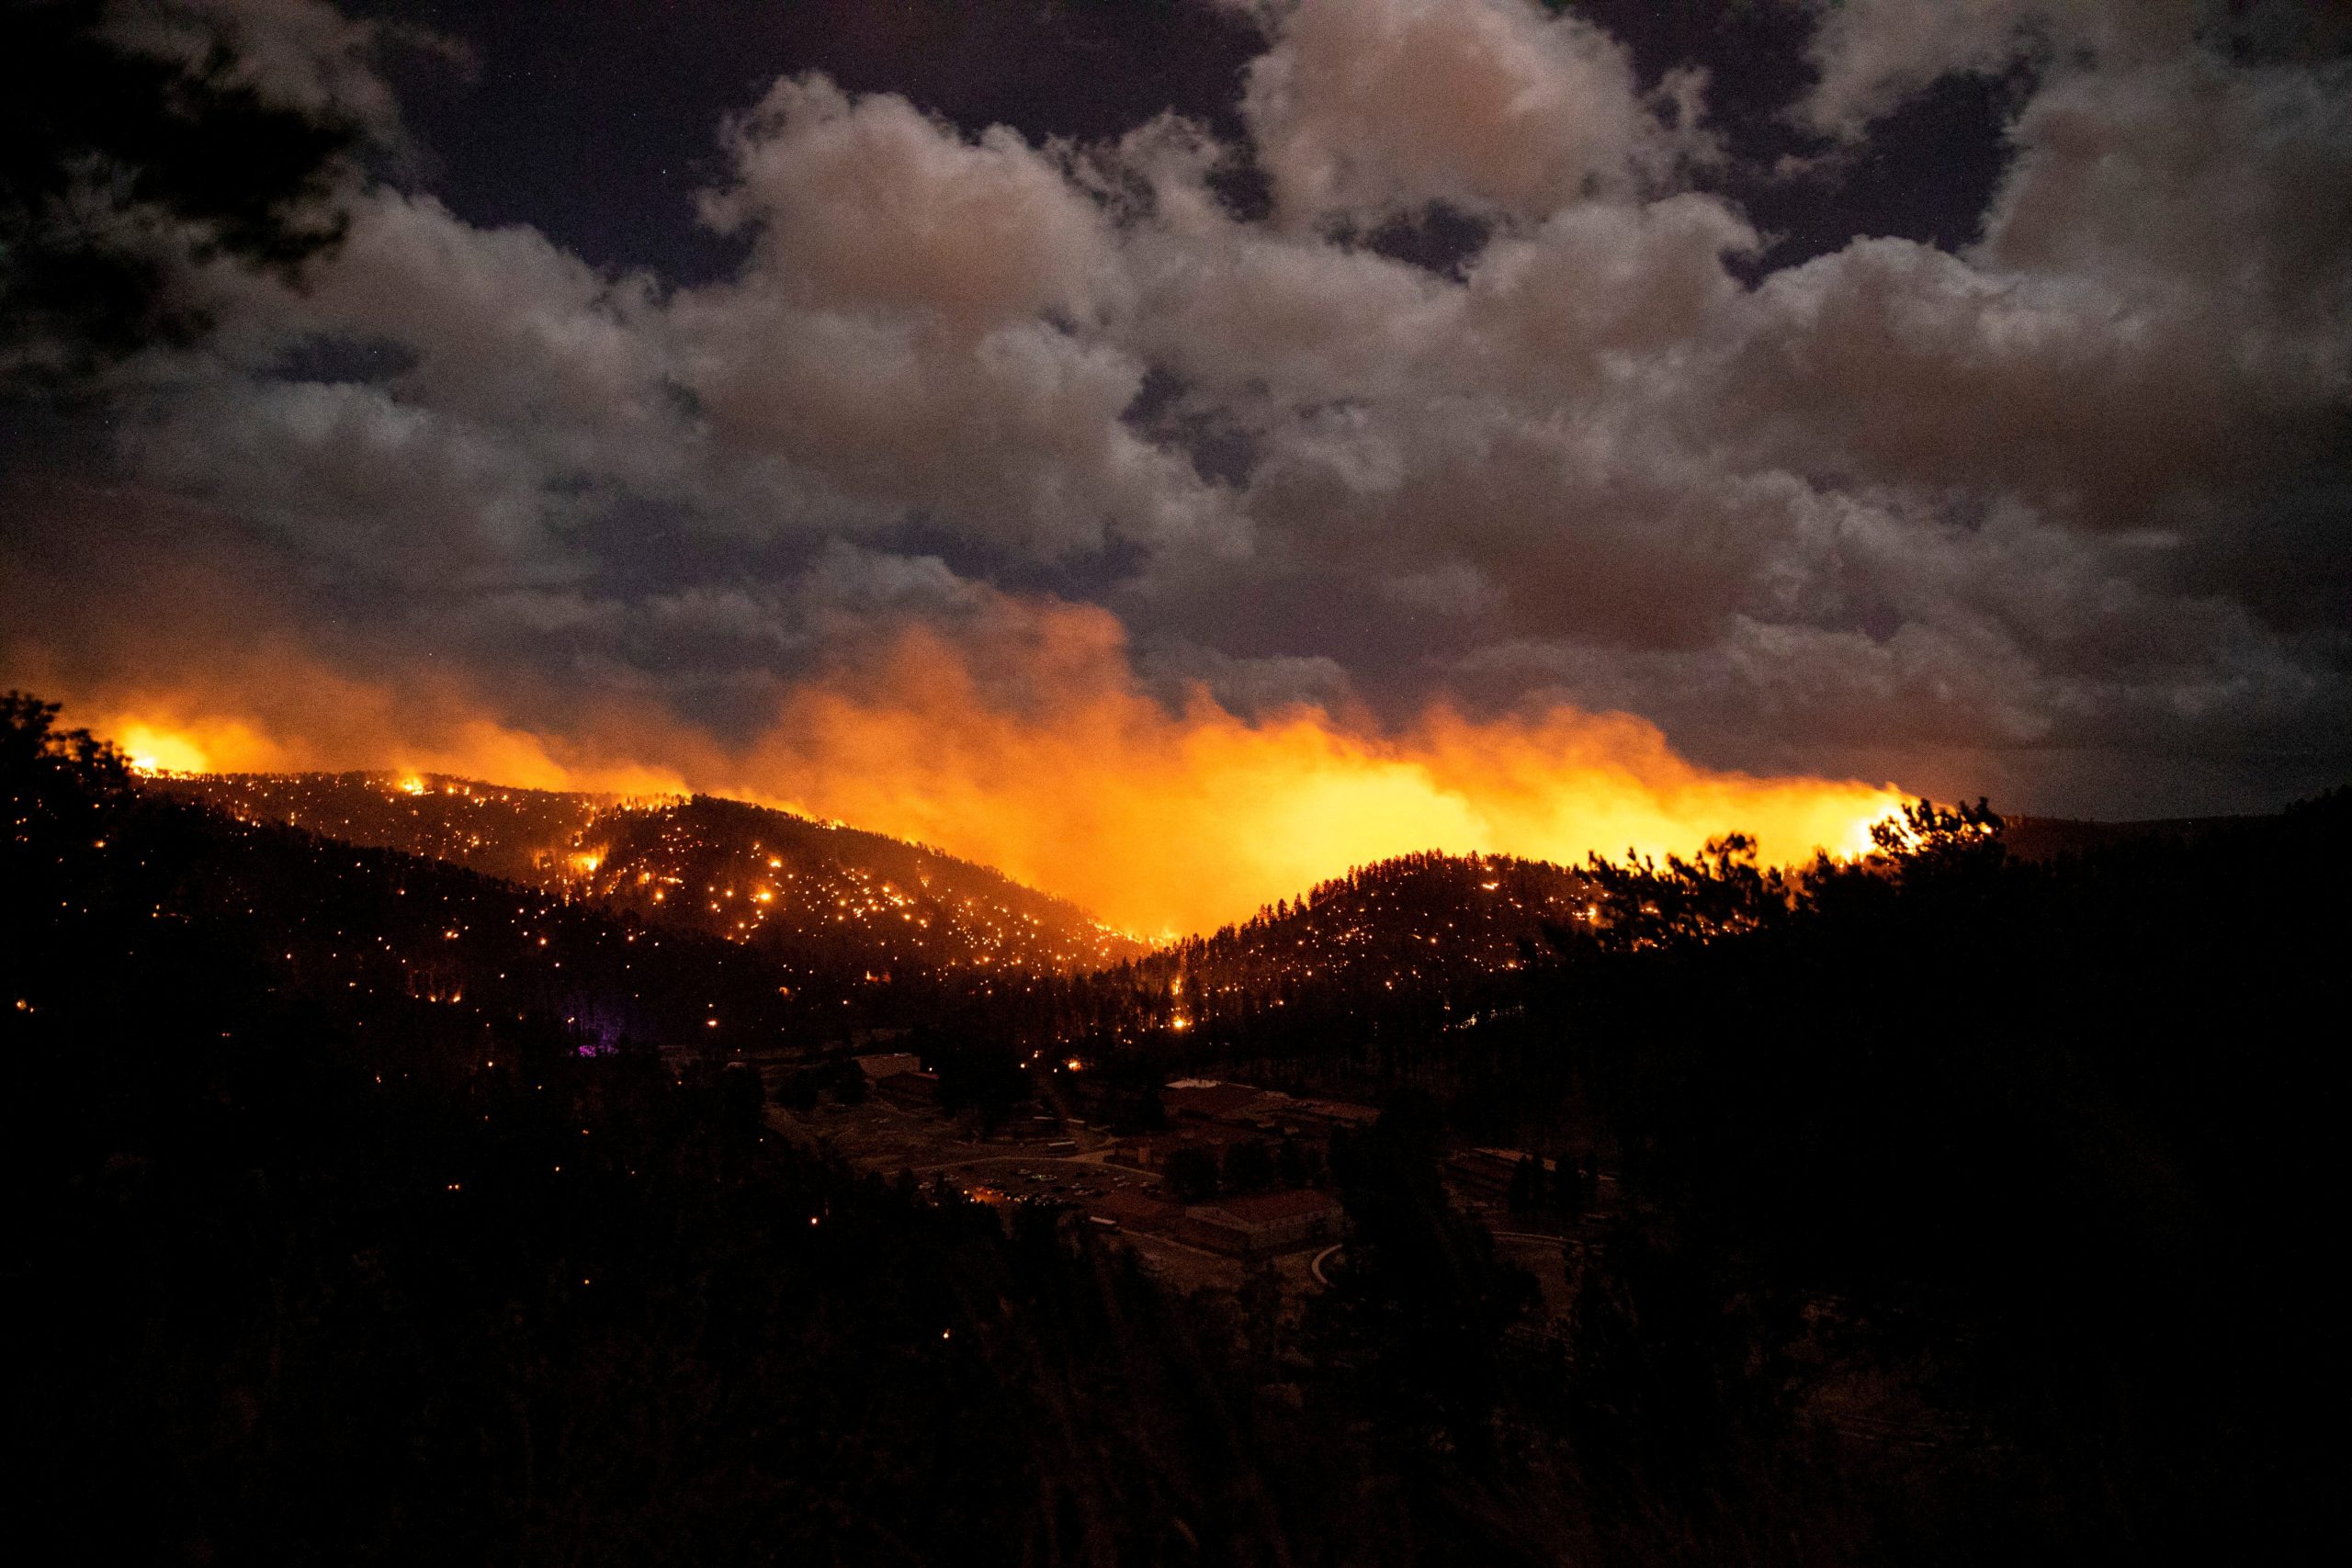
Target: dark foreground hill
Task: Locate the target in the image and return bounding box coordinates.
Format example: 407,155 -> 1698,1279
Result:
156,771 -> 1143,978
1015,799 -> 2352,1562
16,695 -> 2348,1563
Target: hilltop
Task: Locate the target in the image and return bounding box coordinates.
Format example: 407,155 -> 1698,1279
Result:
156,770 -> 611,881
154,771 -> 1143,979
580,795 -> 1140,973
1039,851 -> 1594,1075
36,775 -> 813,1058
1163,850 -> 1593,991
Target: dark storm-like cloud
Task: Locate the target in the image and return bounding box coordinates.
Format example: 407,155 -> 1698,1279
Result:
5,0 -> 2348,816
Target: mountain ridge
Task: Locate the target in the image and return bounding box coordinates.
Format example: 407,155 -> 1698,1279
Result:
150,770 -> 1145,977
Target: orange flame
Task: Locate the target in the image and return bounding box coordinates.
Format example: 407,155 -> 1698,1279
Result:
730,625 -> 1904,934
62,607 -> 1903,936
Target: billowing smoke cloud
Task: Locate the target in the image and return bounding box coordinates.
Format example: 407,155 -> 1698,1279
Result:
2,491 -> 1899,933
5,0 -> 2347,920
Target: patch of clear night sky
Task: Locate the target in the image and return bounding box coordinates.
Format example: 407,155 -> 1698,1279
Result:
350,0 -> 2021,287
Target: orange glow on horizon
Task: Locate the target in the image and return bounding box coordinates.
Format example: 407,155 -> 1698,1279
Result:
65,609 -> 1905,936
110,716 -> 279,776
96,699 -> 700,802
726,625 -> 1906,934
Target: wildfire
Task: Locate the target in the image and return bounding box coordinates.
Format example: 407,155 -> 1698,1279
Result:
59,605 -> 1907,936
722,623 -> 1907,932
108,717 -> 277,776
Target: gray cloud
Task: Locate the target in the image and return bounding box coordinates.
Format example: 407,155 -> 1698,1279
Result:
1795,0 -> 2207,136
1238,0 -> 1702,227
5,0 -> 2346,818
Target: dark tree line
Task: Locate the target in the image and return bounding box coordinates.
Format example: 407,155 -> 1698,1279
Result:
974,792 -> 2352,1561
1514,795 -> 2352,1561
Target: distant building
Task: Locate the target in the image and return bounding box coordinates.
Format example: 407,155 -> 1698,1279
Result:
1085,1189 -> 1181,1233
1111,1125 -> 1257,1172
1162,1079 -> 1282,1122
855,1051 -> 922,1082
1448,1146 -> 1546,1196
1149,1080 -> 1381,1144
1285,1099 -> 1380,1134
876,1068 -> 940,1109
1174,1189 -> 1343,1258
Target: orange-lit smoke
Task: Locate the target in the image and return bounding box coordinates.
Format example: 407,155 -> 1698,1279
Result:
92,661 -> 705,801
69,607 -> 1904,937
735,624 -> 1905,935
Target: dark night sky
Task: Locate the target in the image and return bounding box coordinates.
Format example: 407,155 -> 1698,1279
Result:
5,0 -> 2350,874
350,1 -> 2014,281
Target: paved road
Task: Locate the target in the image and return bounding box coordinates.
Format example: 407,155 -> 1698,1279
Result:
910,1153 -> 1133,1180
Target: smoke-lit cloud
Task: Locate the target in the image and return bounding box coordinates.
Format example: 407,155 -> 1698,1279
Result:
5,0 -> 2348,921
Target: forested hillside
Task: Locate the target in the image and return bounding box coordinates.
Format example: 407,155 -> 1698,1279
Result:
157,771 -> 1143,980
156,769 -> 614,882
1000,852 -> 1594,1080
580,794 -> 1142,974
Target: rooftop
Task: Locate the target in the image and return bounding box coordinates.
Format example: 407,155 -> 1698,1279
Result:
1163,1080 -> 1281,1121
1196,1188 -> 1341,1224
856,1051 -> 923,1080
